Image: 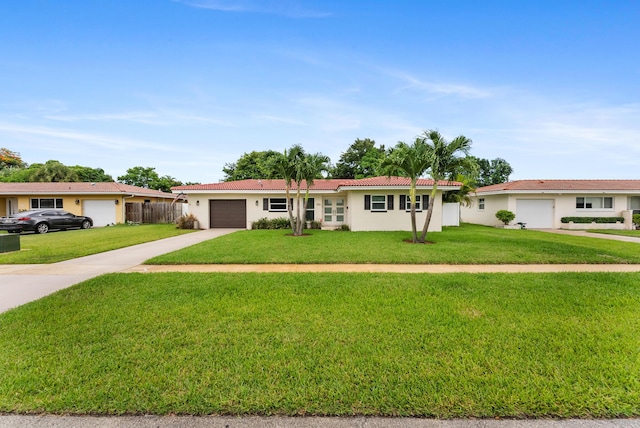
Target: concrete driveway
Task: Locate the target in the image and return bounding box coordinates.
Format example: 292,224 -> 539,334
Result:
0,229 -> 238,313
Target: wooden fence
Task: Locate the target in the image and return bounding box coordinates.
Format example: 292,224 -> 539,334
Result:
125,202 -> 185,224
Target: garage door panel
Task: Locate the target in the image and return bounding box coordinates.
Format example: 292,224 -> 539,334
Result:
210,200 -> 246,228
515,199 -> 554,229
83,200 -> 116,227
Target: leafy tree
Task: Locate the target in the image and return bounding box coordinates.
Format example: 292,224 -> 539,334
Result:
471,156 -> 513,187
332,138 -> 386,178
70,166 -> 114,182
0,148 -> 26,170
117,166 -> 182,192
118,166 -> 158,188
28,160 -> 79,182
222,150 -> 282,181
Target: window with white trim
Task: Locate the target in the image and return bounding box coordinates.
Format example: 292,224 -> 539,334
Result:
478,198 -> 485,210
269,198 -> 288,212
576,197 -> 613,209
404,195 -> 421,211
371,195 -> 386,211
31,198 -> 63,209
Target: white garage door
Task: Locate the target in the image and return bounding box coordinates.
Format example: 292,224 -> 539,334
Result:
515,199 -> 554,229
83,200 -> 116,227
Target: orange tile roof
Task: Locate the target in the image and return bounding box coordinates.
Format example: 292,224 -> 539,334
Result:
172,177 -> 461,192
477,180 -> 640,193
0,182 -> 176,198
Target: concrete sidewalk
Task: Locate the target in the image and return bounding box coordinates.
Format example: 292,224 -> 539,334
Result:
0,415 -> 638,428
0,229 -> 238,313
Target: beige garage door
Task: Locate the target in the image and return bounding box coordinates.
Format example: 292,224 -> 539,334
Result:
210,200 -> 246,228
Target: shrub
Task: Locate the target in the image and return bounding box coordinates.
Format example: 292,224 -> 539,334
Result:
495,210 -> 516,225
308,220 -> 322,230
176,214 -> 198,229
561,217 -> 624,224
632,214 -> 640,229
251,217 -> 293,230
335,224 -> 350,231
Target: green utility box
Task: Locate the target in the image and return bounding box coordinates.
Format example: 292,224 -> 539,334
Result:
0,234 -> 20,253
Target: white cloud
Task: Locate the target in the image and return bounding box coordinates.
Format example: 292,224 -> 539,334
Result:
176,0 -> 331,18
0,122 -> 175,152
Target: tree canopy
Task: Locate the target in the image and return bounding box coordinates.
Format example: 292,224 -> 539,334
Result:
471,156 -> 513,187
117,166 -> 183,193
222,150 -> 283,181
331,138 -> 386,179
0,148 -> 25,170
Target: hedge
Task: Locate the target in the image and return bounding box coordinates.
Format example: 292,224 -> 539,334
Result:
560,216 -> 624,224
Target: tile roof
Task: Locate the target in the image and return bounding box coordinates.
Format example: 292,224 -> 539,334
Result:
477,180 -> 640,193
0,182 -> 176,198
172,176 -> 461,192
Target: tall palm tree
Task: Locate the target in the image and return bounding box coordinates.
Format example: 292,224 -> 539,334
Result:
295,152 -> 330,235
380,139 -> 431,243
418,130 -> 474,243
274,145 -> 304,233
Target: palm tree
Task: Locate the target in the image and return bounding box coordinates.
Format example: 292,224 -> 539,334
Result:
380,139 -> 431,243
274,145 -> 304,234
295,152 -> 330,235
418,130 -> 474,243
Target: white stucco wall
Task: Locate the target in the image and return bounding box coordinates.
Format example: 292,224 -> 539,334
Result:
463,193 -> 636,229
461,194 -> 509,226
347,190 -> 444,232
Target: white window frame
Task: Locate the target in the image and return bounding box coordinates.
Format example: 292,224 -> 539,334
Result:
576,196 -> 613,210
478,198 -> 485,210
405,195 -> 421,212
269,198 -> 288,212
371,195 -> 387,212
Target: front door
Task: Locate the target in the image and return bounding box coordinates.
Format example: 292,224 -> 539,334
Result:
323,198 -> 345,226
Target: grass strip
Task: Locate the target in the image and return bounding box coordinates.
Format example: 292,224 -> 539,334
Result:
146,224 -> 640,265
0,224 -> 194,264
1,272 -> 638,417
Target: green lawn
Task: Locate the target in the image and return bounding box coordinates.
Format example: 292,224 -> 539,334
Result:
147,224 -> 640,265
1,272 -> 638,417
0,224 -> 194,264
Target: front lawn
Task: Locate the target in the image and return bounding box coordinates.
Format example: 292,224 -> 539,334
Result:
0,224 -> 194,264
1,272 -> 638,417
147,224 -> 640,265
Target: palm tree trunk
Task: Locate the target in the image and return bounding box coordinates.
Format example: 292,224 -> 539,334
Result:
285,186 -> 295,234
419,184 -> 438,243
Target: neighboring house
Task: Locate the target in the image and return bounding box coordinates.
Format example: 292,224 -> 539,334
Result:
0,182 -> 179,227
172,176 -> 461,232
461,180 -> 640,229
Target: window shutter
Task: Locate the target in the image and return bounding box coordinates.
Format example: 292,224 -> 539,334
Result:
290,198 -> 294,210
364,195 -> 371,210
387,195 -> 394,210
263,198 -> 268,211
424,195 -> 430,209
399,195 -> 406,210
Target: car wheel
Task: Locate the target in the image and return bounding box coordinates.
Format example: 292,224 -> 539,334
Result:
35,223 -> 49,234
81,220 -> 91,229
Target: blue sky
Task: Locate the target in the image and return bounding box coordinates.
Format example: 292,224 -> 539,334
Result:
1,0 -> 639,184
